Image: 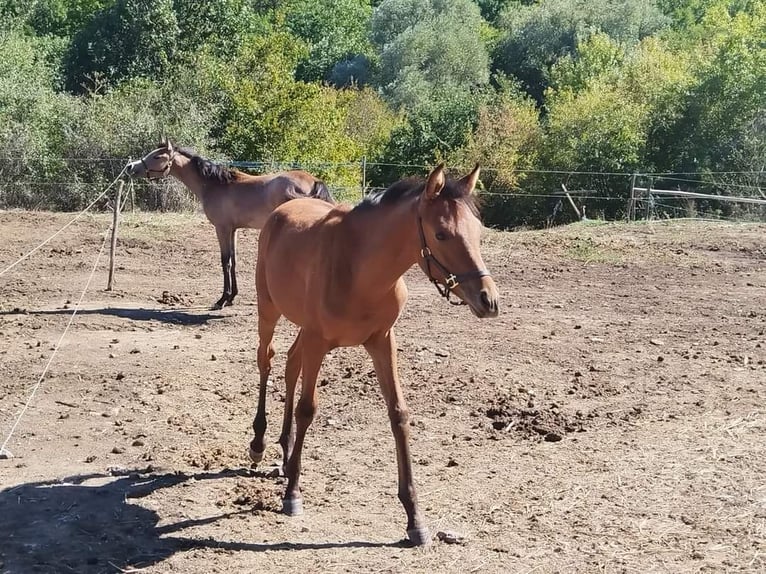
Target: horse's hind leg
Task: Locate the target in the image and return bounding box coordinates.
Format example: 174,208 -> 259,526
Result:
249,305 -> 280,464
282,332 -> 327,516
279,330 -> 303,474
213,225 -> 233,310
364,328 -> 429,546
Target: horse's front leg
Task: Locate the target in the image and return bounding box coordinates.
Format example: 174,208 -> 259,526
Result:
213,226 -> 233,309
228,228 -> 238,305
364,329 -> 429,546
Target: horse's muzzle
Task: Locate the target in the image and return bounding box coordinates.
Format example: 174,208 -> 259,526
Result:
126,161 -> 142,177
464,276 -> 499,318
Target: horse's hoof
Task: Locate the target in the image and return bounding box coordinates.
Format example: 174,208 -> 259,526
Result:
282,497 -> 303,516
406,527 -> 431,547
248,446 -> 264,464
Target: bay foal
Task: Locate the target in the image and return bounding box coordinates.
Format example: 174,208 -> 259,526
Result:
127,140 -> 333,309
250,164 -> 499,545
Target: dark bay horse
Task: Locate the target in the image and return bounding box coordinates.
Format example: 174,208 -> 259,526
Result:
249,164 -> 499,546
126,140 -> 334,309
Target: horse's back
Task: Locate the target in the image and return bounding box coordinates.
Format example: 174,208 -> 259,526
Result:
262,197 -> 341,238
257,198 -> 350,324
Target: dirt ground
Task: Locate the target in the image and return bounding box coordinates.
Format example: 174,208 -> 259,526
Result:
0,210 -> 764,574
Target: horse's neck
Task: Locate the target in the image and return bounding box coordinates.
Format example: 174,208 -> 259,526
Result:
169,158 -> 207,202
342,199 -> 420,297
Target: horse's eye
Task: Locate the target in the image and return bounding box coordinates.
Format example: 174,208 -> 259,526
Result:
435,231 -> 447,241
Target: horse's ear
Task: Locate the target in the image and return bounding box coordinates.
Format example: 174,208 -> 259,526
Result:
167,139 -> 174,153
459,164 -> 480,195
424,163 -> 446,200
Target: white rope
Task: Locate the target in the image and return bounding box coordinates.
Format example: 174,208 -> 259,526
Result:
0,168 -> 127,278
0,228 -> 110,458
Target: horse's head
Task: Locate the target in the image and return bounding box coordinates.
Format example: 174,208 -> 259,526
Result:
126,138 -> 176,180
416,164 -> 499,318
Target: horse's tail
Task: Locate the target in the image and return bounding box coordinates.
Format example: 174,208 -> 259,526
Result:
310,180 -> 335,204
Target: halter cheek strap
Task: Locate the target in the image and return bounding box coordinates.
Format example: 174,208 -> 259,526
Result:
417,216 -> 490,305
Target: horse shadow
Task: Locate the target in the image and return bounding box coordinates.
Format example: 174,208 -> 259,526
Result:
0,467 -> 400,574
0,306 -> 225,325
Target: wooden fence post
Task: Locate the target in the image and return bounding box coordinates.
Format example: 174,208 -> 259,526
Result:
628,173 -> 637,221
560,183 -> 581,220
106,180 -> 124,291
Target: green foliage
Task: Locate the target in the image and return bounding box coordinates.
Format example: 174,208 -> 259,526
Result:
0,30 -> 85,208
342,87 -> 403,160
493,0 -> 669,101
450,81 -> 541,189
1,0 -> 764,226
656,0 -> 757,30
19,0 -> 110,37
173,0 -> 266,59
209,32 -> 368,188
545,83 -> 647,173
284,0 -> 374,83
371,92 -> 489,184
371,0 -> 490,110
66,0 -> 180,93
448,80 -> 544,228
667,4 -> 766,172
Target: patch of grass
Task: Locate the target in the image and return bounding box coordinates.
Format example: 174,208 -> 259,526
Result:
564,237 -> 624,264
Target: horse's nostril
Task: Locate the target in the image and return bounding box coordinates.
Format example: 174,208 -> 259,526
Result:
480,291 -> 491,309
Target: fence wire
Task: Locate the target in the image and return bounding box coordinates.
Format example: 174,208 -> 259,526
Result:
1,156 -> 764,227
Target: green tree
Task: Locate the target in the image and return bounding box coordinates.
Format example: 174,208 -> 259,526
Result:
667,4 -> 766,173
284,0 -> 374,83
371,0 -> 490,110
448,80 -> 544,228
19,0 -> 110,37
370,92 -> 489,184
208,32 -> 370,190
173,0 -> 266,59
493,0 -> 669,102
0,30 -> 84,208
450,80 -> 541,190
66,0 -> 180,93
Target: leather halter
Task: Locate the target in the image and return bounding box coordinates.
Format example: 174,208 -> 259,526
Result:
417,215 -> 490,305
141,148 -> 176,180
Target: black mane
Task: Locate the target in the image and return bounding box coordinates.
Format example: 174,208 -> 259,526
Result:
356,175 -> 480,215
176,147 -> 240,184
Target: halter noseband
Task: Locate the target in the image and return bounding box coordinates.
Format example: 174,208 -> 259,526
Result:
417,216 -> 490,305
141,148 -> 176,180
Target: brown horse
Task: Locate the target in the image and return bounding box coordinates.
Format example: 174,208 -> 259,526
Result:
126,140 -> 334,309
249,164 -> 499,546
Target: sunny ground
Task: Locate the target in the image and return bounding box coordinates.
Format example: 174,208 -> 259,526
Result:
0,211 -> 764,573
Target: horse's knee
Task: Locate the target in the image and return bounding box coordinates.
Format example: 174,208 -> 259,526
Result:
257,344 -> 274,371
388,405 -> 410,429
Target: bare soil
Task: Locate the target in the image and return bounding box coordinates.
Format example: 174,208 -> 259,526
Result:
0,211 -> 764,574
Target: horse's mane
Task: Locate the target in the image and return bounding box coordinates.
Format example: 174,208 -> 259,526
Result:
175,147 -> 243,185
356,175 -> 480,216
